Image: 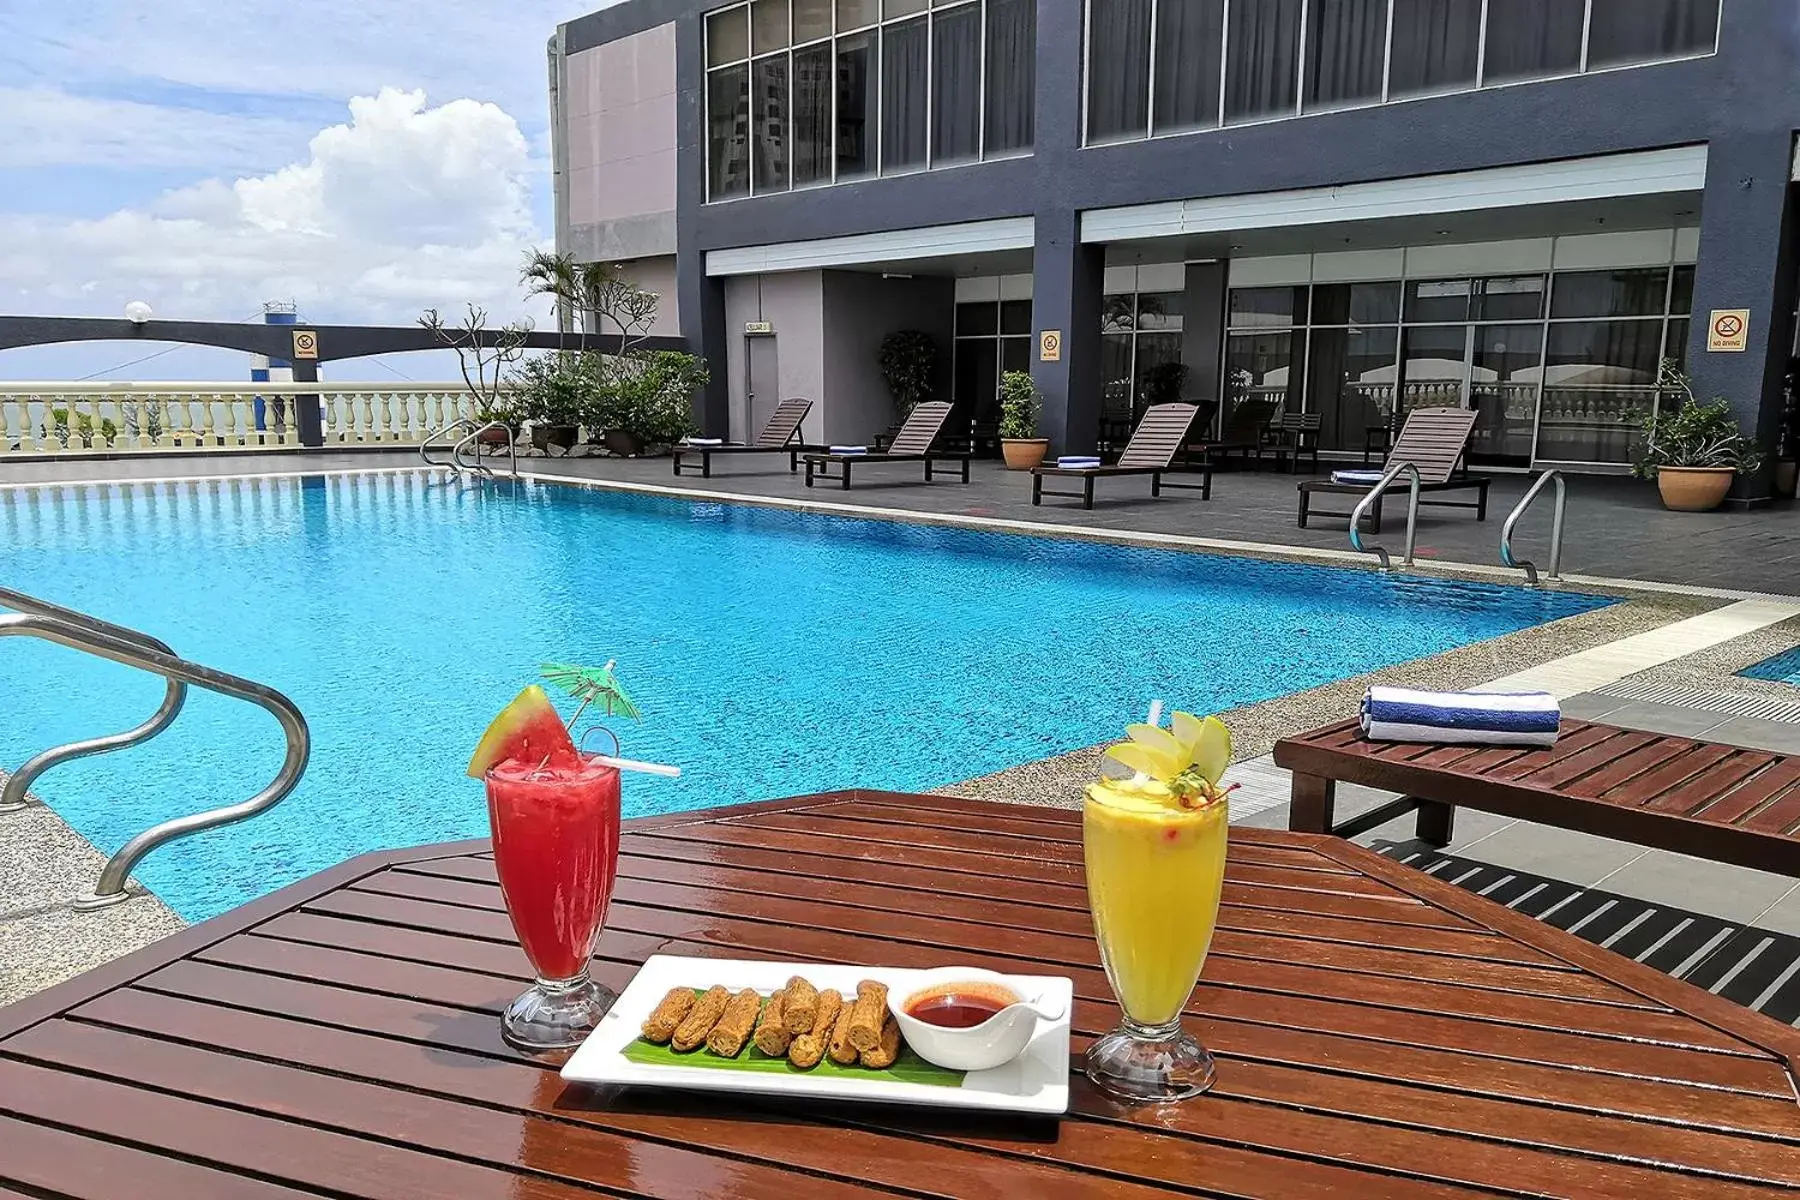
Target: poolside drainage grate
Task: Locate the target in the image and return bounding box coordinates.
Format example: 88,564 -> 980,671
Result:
1593,677 -> 1800,723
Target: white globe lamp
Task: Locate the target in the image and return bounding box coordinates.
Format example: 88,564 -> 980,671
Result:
124,300 -> 153,325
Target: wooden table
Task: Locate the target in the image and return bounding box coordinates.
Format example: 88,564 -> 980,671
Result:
3,790 -> 1798,1198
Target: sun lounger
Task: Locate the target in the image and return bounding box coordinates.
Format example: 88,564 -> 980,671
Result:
802,401 -> 971,489
1031,403 -> 1211,509
673,398 -> 820,477
1187,398 -> 1277,468
1297,406 -> 1491,532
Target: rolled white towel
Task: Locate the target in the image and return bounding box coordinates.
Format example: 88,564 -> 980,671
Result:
683,437 -> 724,446
1332,469 -> 1387,485
1361,687 -> 1560,747
829,445 -> 868,455
1056,457 -> 1103,468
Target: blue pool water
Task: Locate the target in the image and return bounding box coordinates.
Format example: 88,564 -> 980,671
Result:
1,472 -> 1609,919
1741,647 -> 1800,686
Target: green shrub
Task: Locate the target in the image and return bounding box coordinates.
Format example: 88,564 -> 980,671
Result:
998,370 -> 1041,439
598,351 -> 708,446
877,330 -> 938,419
1633,362 -> 1764,477
511,353 -> 598,428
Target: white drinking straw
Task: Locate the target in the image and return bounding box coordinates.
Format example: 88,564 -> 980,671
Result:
1146,699 -> 1164,728
591,754 -> 682,778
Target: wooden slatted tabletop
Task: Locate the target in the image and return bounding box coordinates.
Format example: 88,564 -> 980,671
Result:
3,790 -> 1798,1198
1276,719 -> 1800,875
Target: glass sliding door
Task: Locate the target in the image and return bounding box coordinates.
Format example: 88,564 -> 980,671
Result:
1469,324 -> 1543,465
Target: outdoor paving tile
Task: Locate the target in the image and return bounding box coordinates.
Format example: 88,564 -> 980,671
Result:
1589,850 -> 1800,926
1587,699 -> 1730,738
1703,715 -> 1800,754
1750,887 -> 1800,938
1442,820 -> 1651,887
1558,692 -> 1626,721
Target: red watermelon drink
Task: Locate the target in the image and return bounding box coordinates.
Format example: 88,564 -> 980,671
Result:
469,685 -> 622,1050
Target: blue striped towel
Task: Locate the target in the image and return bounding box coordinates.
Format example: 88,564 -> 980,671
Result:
1332,469 -> 1387,485
1057,456 -> 1103,468
683,437 -> 724,446
1361,687 -> 1561,747
829,445 -> 868,455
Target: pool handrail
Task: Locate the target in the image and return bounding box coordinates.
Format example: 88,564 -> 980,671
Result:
1348,460 -> 1421,572
0,586 -> 188,818
420,416 -> 477,471
0,607 -> 309,909
453,420 -> 518,477
1500,470 -> 1568,587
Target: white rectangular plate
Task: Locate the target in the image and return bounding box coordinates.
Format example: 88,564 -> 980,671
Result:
561,955 -> 1072,1115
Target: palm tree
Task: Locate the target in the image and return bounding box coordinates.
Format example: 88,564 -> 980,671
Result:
520,250 -> 579,348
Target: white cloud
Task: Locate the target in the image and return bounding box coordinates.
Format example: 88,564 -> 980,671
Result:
0,86 -> 314,171
0,88 -> 548,326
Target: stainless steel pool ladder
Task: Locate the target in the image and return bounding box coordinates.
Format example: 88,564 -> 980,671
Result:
1348,461 -> 1421,573
419,417 -> 517,478
1500,470 -> 1568,587
0,586 -> 309,909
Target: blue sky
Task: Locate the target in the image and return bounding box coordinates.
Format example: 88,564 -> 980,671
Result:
0,0 -> 624,380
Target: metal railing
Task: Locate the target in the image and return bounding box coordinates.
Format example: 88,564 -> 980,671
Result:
419,416 -> 478,471
1501,470 -> 1569,587
453,421 -> 518,477
0,592 -> 309,909
1349,461 -> 1421,573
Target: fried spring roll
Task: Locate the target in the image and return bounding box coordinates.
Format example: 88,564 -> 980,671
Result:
752,989 -> 792,1057
641,986 -> 697,1044
671,984 -> 730,1052
705,988 -> 763,1057
859,1015 -> 902,1069
826,993 -> 860,1064
846,980 -> 889,1053
786,987 -> 843,1070
782,975 -> 821,1034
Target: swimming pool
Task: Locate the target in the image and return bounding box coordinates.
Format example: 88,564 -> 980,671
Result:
1741,647 -> 1800,687
1,471 -> 1609,919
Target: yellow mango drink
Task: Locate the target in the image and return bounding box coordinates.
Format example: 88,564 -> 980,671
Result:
1082,711 -> 1234,1102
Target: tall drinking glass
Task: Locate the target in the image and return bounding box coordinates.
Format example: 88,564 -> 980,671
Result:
485,755 -> 622,1050
1082,784 -> 1228,1101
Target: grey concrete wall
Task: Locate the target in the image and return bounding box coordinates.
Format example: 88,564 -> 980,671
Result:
820,272 -> 956,446
563,23 -> 678,261
606,256 -> 681,338
722,272 -> 824,443
1181,262 -> 1228,413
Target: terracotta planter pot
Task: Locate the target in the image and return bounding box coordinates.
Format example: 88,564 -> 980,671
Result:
603,429 -> 646,457
1001,438 -> 1050,471
1656,466 -> 1736,512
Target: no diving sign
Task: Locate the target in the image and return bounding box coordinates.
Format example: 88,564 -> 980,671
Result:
1708,309 -> 1750,353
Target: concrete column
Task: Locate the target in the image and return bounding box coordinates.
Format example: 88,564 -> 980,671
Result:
674,13 -> 730,435
291,359 -> 323,448
1685,133 -> 1798,502
1181,262 -> 1228,421
1033,210 -> 1106,455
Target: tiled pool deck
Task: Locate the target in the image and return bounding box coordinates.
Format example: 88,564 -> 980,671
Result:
4,450 -> 1800,1021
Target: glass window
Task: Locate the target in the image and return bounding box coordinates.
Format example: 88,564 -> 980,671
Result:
985,0 -> 1036,153
1482,0 -> 1584,84
957,301 -> 999,337
793,0 -> 834,42
1154,0 -> 1224,134
1225,0 -> 1302,122
792,43 -> 834,185
1310,282 -> 1401,325
1135,334 -> 1186,403
1551,268 -> 1673,319
1670,264 -> 1696,316
1228,286 -> 1305,328
1545,319 -> 1665,383
1538,320 -> 1663,463
1102,293 -> 1137,332
1473,275 -> 1547,322
1587,0 -> 1719,69
1088,0 -> 1153,142
835,31 -> 877,179
1405,279 -> 1471,323
1001,335 -> 1032,374
1469,324 -> 1544,460
1307,325 -> 1399,450
1303,0 -> 1386,111
932,3 -> 982,165
752,0 -> 790,53
708,64 -> 751,199
708,6 -> 751,65
1666,317 -> 1692,371
1227,331 -> 1303,416
1387,0 -> 1481,97
1136,291 -> 1185,331
886,0 -> 929,14
751,56 -> 790,193
838,0 -> 879,29
954,338 -> 1000,420
881,18 -> 929,171
1000,298 -> 1033,335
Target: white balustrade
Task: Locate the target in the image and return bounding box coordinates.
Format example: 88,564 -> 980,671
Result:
0,383 -> 502,456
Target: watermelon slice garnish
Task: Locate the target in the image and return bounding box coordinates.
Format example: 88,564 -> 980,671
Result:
466,685 -> 579,777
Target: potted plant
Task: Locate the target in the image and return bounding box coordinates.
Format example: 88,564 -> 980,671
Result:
513,353 -> 591,455
997,370 -> 1049,470
878,330 -> 938,420
595,350 -> 708,455
1634,362 -> 1765,511
1139,360 -> 1190,409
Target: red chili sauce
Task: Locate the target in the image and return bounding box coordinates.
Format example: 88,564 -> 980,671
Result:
904,981 -> 1019,1029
